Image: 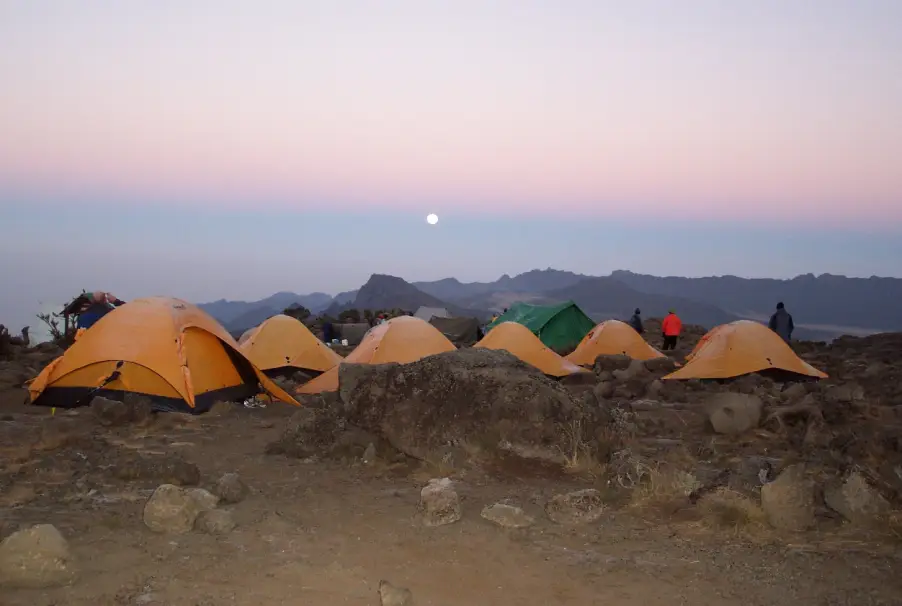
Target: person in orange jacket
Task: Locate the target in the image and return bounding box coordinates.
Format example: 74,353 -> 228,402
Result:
661,309 -> 682,350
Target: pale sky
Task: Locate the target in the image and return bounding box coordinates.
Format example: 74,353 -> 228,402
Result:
1,1 -> 901,329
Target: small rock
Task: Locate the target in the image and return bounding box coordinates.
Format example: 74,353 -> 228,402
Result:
612,359 -> 649,382
481,503 -> 535,528
123,393 -> 154,423
545,489 -> 606,525
825,383 -> 865,404
362,442 -> 377,465
596,370 -> 614,382
727,456 -> 775,496
379,580 -> 413,606
594,354 -> 632,373
143,484 -> 205,534
781,382 -> 808,400
186,488 -> 220,511
207,401 -> 234,416
113,454 -> 200,486
760,464 -> 815,531
0,524 -> 76,588
593,381 -> 614,400
418,478 -> 461,527
644,357 -> 677,373
706,393 -> 763,435
824,471 -> 891,524
273,376 -> 298,392
215,473 -> 249,504
0,484 -> 37,507
91,395 -> 152,426
0,368 -> 26,388
646,379 -> 664,397
195,509 -> 236,535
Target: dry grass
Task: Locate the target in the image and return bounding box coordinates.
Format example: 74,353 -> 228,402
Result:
629,466 -> 700,509
696,488 -> 768,531
558,418 -> 605,477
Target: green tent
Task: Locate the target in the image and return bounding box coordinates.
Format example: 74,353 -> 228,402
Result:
487,301 -> 595,352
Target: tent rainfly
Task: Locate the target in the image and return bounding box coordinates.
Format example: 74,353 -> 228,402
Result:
663,320 -> 828,381
566,320 -> 666,366
488,301 -> 595,352
297,316 -> 456,394
475,321 -> 588,377
239,314 -> 343,374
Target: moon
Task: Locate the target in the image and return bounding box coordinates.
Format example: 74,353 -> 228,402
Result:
426,213 -> 439,225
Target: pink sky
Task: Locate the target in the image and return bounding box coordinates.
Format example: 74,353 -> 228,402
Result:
2,1 -> 901,225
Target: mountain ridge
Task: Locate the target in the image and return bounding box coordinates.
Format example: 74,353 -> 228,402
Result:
197,268 -> 902,338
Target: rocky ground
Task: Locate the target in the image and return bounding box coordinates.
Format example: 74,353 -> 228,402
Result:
0,327 -> 901,605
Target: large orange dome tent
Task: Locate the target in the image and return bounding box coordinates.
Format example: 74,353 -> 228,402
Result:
474,321 -> 589,377
662,320 -> 827,381
28,297 -> 299,412
239,314 -> 343,375
566,320 -> 666,366
296,316 -> 457,394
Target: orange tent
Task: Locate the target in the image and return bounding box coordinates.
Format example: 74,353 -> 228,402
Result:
28,297 -> 299,412
474,321 -> 588,377
297,316 -> 456,394
662,320 -> 827,381
566,320 -> 665,366
239,314 -> 342,374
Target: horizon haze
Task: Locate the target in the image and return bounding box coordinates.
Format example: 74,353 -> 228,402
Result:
2,1 -> 901,329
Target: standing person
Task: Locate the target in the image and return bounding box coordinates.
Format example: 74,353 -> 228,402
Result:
768,302 -> 794,343
628,308 -> 644,334
661,309 -> 682,351
322,320 -> 334,344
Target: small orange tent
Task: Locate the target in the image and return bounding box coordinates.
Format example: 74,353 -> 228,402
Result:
296,316 -> 456,394
239,314 -> 342,374
662,320 -> 827,381
28,297 -> 299,412
566,320 -> 665,366
474,321 -> 588,377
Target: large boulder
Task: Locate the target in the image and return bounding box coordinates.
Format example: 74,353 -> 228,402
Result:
143,484 -> 210,534
265,395 -> 347,458
706,393 -> 763,435
336,348 -> 606,464
824,471 -> 891,524
0,524 -> 76,588
760,464 -> 815,531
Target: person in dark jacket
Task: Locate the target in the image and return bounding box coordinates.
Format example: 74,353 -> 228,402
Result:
768,302 -> 794,343
322,320 -> 334,344
628,308 -> 643,334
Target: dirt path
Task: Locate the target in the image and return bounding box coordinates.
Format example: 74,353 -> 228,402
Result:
1,400 -> 900,606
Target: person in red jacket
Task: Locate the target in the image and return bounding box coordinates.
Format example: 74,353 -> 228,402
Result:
661,309 -> 682,350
